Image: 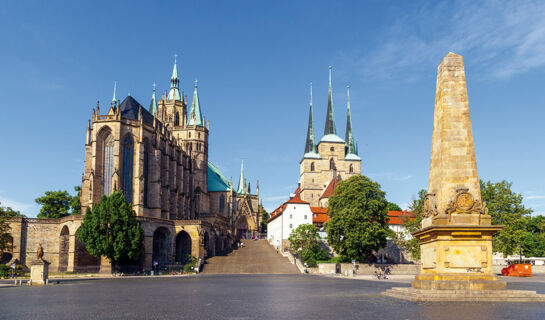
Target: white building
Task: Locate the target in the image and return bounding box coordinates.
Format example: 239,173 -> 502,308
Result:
267,193 -> 313,250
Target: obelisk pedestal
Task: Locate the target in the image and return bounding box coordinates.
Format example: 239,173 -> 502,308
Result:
383,52 -> 545,302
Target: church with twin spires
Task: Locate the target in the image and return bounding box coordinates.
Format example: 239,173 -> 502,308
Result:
298,67 -> 362,208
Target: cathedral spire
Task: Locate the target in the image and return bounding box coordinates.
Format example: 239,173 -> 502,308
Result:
345,85 -> 356,155
150,82 -> 158,116
324,66 -> 337,136
237,160 -> 245,194
110,81 -> 118,110
168,54 -> 181,101
187,80 -> 203,126
304,82 -> 318,158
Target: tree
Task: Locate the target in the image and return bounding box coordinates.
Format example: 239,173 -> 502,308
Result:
391,189 -> 425,261
76,190 -> 144,263
522,215 -> 545,257
326,175 -> 389,262
261,207 -> 269,232
387,202 -> 402,211
288,224 -> 327,266
0,202 -> 25,259
71,186 -> 81,215
35,190 -> 72,218
480,180 -> 532,256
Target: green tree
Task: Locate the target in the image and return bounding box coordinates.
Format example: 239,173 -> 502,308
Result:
35,190 -> 72,218
391,189 -> 425,261
261,207 -> 269,232
71,186 -> 81,215
387,202 -> 402,211
0,203 -> 25,218
288,224 -> 327,266
522,215 -> 545,257
326,175 -> 389,261
480,180 -> 532,256
76,190 -> 144,263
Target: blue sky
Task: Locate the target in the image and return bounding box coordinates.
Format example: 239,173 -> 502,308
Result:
1,1 -> 544,216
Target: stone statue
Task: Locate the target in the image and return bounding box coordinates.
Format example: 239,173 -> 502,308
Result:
36,243 -> 44,261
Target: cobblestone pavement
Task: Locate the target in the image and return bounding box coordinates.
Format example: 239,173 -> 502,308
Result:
1,274 -> 544,320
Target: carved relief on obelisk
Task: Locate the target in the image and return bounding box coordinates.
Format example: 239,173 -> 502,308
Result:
423,52 -> 490,228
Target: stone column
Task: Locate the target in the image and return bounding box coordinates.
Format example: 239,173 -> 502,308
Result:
67,234 -> 76,273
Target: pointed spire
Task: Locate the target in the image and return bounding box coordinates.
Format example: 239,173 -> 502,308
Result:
237,160 -> 245,194
187,80 -> 203,126
150,82 -> 158,116
304,82 -> 318,157
168,54 -> 181,101
111,81 -> 118,109
324,66 -> 337,136
345,85 -> 356,155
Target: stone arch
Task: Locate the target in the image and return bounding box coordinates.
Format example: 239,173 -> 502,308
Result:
58,225 -> 70,272
175,231 -> 192,263
152,227 -> 171,266
235,215 -> 249,240
0,234 -> 13,264
96,126 -> 114,197
74,227 -> 100,273
142,138 -> 151,208
122,134 -> 135,203
215,234 -> 222,255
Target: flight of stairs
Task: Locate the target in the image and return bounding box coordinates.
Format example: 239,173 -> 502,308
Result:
201,239 -> 300,274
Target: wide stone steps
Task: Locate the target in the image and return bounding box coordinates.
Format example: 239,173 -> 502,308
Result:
201,240 -> 299,274
383,287 -> 545,302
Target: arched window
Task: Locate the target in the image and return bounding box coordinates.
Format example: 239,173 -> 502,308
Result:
122,135 -> 134,203
310,162 -> 315,172
349,164 -> 354,173
329,158 -> 335,170
103,134 -> 114,196
175,112 -> 180,126
219,195 -> 225,213
143,140 -> 150,207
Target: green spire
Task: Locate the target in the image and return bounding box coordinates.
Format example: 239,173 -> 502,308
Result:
187,80 -> 203,126
168,54 -> 181,101
324,66 -> 337,136
110,81 -> 118,109
150,82 -> 158,116
237,160 -> 245,194
345,85 -> 356,155
304,82 -> 318,156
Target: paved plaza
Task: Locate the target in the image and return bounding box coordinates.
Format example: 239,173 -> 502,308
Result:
1,274 -> 545,319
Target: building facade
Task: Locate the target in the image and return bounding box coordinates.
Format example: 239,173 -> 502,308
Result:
4,59 -> 261,273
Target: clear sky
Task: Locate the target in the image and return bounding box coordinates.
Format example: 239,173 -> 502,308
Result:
1,0 -> 544,217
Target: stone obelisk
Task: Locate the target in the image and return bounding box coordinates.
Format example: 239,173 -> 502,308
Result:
383,52 -> 545,301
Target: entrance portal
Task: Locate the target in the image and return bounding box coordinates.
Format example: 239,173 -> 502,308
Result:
175,231 -> 192,263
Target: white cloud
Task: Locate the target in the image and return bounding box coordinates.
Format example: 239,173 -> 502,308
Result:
349,0 -> 545,81
0,196 -> 33,213
525,195 -> 545,200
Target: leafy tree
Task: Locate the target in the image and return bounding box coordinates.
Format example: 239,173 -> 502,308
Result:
261,207 -> 269,232
391,189 -> 425,261
77,190 -> 144,263
521,215 -> 545,257
387,202 -> 402,211
0,203 -> 25,218
288,224 -> 327,267
326,175 -> 389,261
480,180 -> 532,256
35,190 -> 72,218
71,186 -> 81,215
0,202 -> 25,258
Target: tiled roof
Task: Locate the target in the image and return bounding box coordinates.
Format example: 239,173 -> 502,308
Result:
387,210 -> 415,225
286,192 -> 309,204
119,96 -> 154,126
319,175 -> 341,200
311,206 -> 330,224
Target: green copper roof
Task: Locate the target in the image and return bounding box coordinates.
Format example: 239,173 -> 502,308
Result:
187,81 -> 203,126
149,82 -> 158,116
324,66 -> 337,136
236,160 -> 245,194
168,56 -> 181,101
345,85 -> 357,156
304,83 -> 318,158
207,162 -> 230,192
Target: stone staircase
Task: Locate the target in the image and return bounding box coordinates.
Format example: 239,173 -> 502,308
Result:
201,239 -> 300,274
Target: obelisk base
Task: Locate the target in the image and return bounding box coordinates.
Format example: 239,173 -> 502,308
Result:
382,287 -> 545,302
30,260 -> 49,285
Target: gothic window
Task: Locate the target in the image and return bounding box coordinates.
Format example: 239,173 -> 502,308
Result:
310,162 -> 315,172
198,132 -> 201,139
349,164 -> 354,173
103,134 -> 114,196
329,158 -> 335,170
175,112 -> 180,126
143,141 -> 150,207
189,132 -> 191,138
122,135 -> 134,203
219,195 -> 225,213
